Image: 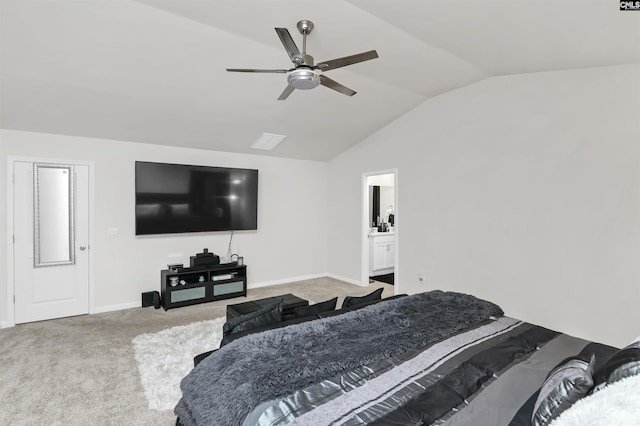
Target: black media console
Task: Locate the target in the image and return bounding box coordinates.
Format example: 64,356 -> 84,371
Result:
160,263 -> 247,310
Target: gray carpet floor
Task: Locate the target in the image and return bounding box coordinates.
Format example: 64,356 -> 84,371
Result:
0,277 -> 393,425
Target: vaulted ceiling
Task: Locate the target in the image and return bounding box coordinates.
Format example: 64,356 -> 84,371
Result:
1,0 -> 638,161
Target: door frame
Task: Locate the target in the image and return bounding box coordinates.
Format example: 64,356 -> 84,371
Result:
361,168 -> 398,293
6,156 -> 95,327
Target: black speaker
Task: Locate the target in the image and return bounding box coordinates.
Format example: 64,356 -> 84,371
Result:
142,291 -> 161,309
153,291 -> 161,309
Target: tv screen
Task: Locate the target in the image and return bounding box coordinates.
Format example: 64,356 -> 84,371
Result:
135,161 -> 258,235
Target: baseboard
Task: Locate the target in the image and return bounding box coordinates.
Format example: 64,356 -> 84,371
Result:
326,273 -> 367,287
1,276 -> 367,324
0,305 -> 141,326
93,301 -> 140,314
248,273 -> 327,289
90,275 -> 364,314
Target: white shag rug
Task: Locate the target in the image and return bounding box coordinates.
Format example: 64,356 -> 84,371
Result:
132,317 -> 226,411
549,374 -> 640,426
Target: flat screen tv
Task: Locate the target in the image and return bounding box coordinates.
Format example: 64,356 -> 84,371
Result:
135,161 -> 258,235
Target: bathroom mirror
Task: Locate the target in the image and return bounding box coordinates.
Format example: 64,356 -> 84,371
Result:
33,163 -> 75,267
368,184 -> 394,227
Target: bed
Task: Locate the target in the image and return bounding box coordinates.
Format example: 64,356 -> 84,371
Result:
174,290 -> 639,426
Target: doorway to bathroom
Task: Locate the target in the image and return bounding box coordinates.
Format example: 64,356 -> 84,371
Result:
361,169 -> 398,292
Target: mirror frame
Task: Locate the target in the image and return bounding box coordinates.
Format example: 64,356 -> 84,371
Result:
33,163 -> 76,268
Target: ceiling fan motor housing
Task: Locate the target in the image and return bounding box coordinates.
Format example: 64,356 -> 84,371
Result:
287,68 -> 321,90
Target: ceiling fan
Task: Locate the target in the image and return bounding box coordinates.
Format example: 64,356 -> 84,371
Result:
226,20 -> 379,100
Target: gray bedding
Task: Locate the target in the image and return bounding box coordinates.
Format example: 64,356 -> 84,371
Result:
175,291 -> 503,425
174,291 -> 617,425
246,323 -> 615,426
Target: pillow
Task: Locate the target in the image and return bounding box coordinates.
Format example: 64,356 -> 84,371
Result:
531,354 -> 595,426
546,374 -> 640,426
592,340 -> 640,389
341,288 -> 383,309
293,297 -> 338,318
222,301 -> 282,337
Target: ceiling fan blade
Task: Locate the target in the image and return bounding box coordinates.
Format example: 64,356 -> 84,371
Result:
319,75 -> 356,97
275,28 -> 302,64
278,85 -> 295,100
226,68 -> 289,73
316,50 -> 379,72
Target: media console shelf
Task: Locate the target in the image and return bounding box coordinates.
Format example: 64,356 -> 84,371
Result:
160,263 -> 247,310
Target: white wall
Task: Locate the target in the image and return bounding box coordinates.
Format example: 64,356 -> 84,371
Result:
3,65 -> 639,347
327,64 -> 640,348
0,130 -> 328,323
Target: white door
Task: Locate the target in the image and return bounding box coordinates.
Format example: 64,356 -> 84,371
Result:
13,161 -> 90,323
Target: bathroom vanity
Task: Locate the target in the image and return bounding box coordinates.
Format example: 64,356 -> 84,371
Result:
369,231 -> 395,276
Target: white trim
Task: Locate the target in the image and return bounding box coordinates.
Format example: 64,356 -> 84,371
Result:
95,273 -> 357,313
248,273 -> 327,289
6,156 -> 95,327
327,273 -> 367,287
87,164 -> 96,314
361,169 -> 399,295
0,321 -> 8,329
6,159 -> 15,328
249,273 -> 367,289
93,301 -> 140,314
5,273 -> 369,320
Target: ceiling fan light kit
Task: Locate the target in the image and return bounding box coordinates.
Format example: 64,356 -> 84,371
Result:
287,69 -> 320,90
226,20 -> 379,100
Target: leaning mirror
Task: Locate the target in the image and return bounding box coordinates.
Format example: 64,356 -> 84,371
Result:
33,163 -> 75,267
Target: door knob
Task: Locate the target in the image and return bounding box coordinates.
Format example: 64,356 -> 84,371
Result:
79,246 -> 87,251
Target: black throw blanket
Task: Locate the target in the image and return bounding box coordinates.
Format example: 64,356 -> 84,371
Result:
175,290 -> 503,425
